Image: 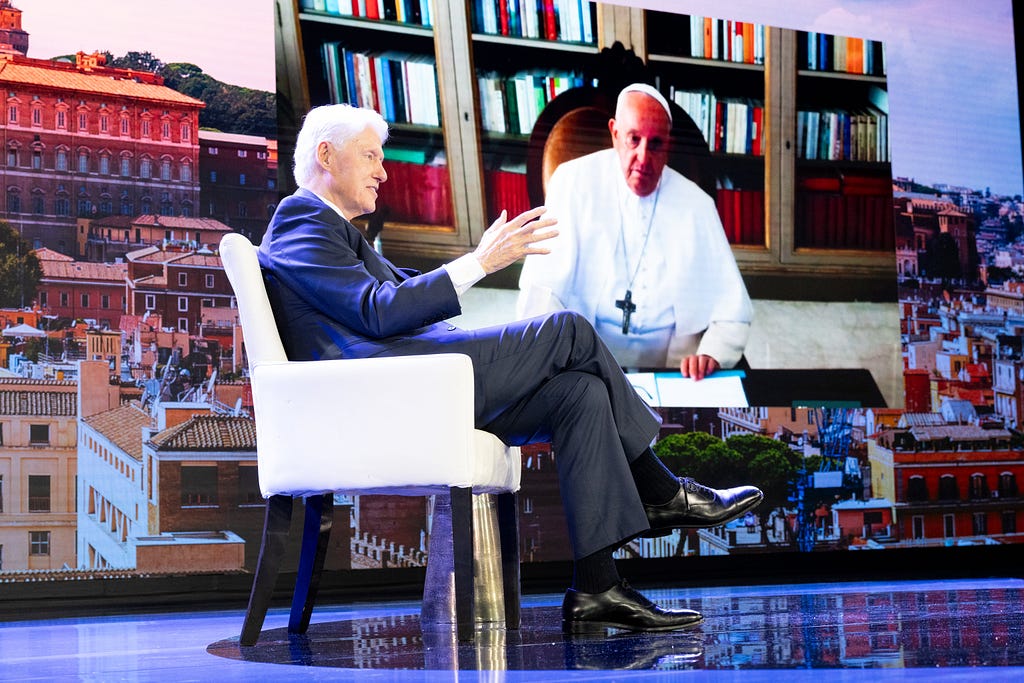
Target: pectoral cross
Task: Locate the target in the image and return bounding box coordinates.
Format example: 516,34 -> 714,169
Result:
615,289 -> 636,334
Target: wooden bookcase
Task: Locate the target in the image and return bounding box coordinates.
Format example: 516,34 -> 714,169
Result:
275,1 -> 896,299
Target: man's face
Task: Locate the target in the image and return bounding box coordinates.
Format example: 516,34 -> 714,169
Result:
608,93 -> 671,197
317,126 -> 387,219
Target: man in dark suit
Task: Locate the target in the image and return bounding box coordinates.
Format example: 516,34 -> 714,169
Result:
259,104 -> 763,633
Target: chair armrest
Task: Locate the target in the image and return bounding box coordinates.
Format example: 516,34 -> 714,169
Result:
250,353 -> 479,497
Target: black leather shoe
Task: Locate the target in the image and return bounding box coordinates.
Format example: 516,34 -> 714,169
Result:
562,580 -> 703,633
644,477 -> 763,535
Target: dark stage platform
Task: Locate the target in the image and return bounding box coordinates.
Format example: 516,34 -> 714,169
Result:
3,578 -> 1022,681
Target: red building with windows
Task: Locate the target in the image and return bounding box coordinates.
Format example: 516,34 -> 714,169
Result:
198,131 -> 278,243
0,44 -> 204,255
77,214 -> 232,262
869,421 -> 1023,544
34,247 -> 127,328
125,245 -> 234,334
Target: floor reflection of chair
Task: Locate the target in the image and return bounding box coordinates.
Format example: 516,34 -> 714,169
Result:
219,233 -> 523,645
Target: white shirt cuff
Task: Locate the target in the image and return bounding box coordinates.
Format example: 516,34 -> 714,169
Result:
443,253 -> 486,297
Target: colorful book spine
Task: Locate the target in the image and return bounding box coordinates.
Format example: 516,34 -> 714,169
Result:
470,0 -> 594,42
477,71 -> 587,135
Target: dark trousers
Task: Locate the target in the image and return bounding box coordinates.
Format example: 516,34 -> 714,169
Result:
375,311 -> 660,559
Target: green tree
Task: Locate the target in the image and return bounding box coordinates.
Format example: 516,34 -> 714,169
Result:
160,62 -> 276,137
0,220 -> 42,308
107,50 -> 166,73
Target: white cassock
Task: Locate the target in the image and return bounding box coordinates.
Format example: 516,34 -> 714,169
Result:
517,148 -> 752,369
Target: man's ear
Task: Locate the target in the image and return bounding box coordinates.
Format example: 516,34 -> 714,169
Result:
316,140 -> 333,169
607,117 -> 617,141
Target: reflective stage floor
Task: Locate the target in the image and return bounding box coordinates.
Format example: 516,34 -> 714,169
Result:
2,577 -> 1022,681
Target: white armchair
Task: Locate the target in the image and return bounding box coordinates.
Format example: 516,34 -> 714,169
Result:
218,232 -> 522,645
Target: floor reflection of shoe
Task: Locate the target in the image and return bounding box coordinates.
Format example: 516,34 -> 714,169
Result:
644,477 -> 764,536
564,631 -> 705,671
562,580 -> 703,633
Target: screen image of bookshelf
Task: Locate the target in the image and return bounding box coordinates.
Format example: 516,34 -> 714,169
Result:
302,0 -> 453,227
471,0 -> 599,221
795,31 -> 892,252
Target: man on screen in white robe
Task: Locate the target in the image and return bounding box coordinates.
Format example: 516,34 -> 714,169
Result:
517,83 -> 753,380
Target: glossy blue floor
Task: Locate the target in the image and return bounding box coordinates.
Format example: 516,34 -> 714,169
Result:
1,578 -> 1022,681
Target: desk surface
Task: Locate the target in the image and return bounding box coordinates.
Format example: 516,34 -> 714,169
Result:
629,368 -> 887,408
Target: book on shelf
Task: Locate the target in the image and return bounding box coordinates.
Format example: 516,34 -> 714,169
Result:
684,15 -> 764,64
301,0 -> 433,27
796,106 -> 888,162
715,188 -> 764,246
472,0 -> 594,43
670,88 -> 764,156
477,71 -> 588,135
795,192 -> 894,251
798,31 -> 886,76
485,168 -> 531,219
321,43 -> 441,126
377,161 -> 454,225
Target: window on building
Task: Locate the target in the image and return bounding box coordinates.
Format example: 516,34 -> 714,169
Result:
139,158 -> 151,179
178,317 -> 189,332
180,202 -> 192,217
161,121 -> 171,139
101,294 -> 109,309
55,197 -> 69,216
31,149 -> 41,169
29,531 -> 50,556
238,202 -> 247,218
32,194 -> 44,215
239,173 -> 246,186
911,515 -> 924,539
972,512 -> 988,536
209,171 -> 217,183
99,155 -> 109,175
120,116 -> 129,135
28,474 -> 51,512
99,197 -> 112,215
80,293 -> 89,308
1002,511 -> 1017,534
180,465 -> 218,506
38,291 -> 47,307
0,473 -> 4,513
180,162 -> 192,182
208,146 -> 218,155
31,106 -> 41,126
238,465 -> 262,505
178,272 -> 188,287
6,147 -> 17,166
181,123 -> 191,142
938,474 -> 959,500
100,114 -> 108,133
943,513 -> 955,538
238,150 -> 248,158
60,291 -> 69,307
144,294 -> 156,309
160,158 -> 171,181
29,424 -> 49,445
120,157 -> 131,177
78,112 -> 87,131
8,104 -> 17,124
268,177 -> 276,190
141,119 -> 151,137
56,149 -> 68,171
969,474 -> 989,499
6,190 -> 20,213
999,473 -> 1018,498
141,197 -> 152,214
177,296 -> 188,312
57,110 -> 67,129
77,198 -> 92,217
77,151 -> 89,173
205,274 -> 215,288
120,197 -> 132,216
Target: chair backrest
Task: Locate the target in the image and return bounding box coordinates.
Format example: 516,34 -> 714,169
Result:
526,86 -> 718,207
219,232 -> 288,369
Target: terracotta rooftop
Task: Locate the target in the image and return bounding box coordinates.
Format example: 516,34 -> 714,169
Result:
908,424 -> 1012,442
83,402 -> 153,461
0,54 -> 204,107
40,260 -> 127,282
149,414 -> 256,451
0,382 -> 77,416
32,247 -> 74,262
130,215 -> 232,232
198,130 -> 271,147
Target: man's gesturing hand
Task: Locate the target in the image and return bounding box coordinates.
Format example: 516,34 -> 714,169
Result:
473,206 -> 558,275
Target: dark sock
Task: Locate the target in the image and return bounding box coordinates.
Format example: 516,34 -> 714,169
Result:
629,447 -> 681,505
573,547 -> 620,594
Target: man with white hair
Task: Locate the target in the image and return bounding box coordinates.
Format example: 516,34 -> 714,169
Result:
518,83 -> 753,381
258,103 -> 762,633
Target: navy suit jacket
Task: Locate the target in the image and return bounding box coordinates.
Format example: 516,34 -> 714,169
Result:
257,188 -> 463,361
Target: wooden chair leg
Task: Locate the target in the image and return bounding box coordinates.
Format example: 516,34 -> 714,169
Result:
497,491 -> 521,630
289,493 -> 334,634
450,486 -> 475,643
240,495 -> 293,646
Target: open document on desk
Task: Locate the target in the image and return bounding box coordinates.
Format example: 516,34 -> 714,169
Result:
627,370 -> 748,407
